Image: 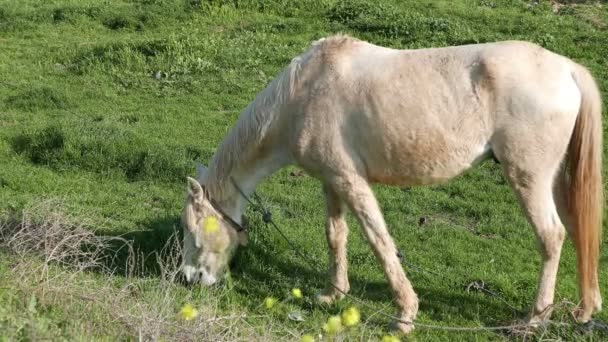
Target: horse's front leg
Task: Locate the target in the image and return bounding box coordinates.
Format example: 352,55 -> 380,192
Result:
316,185 -> 351,304
332,174 -> 418,334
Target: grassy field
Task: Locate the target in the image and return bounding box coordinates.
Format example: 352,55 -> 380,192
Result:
1,0 -> 607,340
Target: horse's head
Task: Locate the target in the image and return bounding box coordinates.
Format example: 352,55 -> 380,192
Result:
181,166 -> 247,285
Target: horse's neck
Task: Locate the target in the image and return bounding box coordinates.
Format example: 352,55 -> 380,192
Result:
212,146 -> 291,223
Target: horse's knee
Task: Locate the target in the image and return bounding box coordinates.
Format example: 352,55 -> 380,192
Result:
326,225 -> 347,248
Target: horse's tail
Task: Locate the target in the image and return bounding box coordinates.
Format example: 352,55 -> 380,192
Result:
568,62 -> 603,320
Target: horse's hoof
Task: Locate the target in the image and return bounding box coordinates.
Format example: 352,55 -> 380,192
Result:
574,307 -> 593,323
527,304 -> 554,327
315,290 -> 345,305
526,315 -> 544,328
390,320 -> 415,335
574,296 -> 603,323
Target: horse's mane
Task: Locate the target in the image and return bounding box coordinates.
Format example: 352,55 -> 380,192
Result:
206,36 -> 349,198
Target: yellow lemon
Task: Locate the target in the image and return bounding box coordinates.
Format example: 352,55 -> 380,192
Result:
341,306 -> 360,327
381,335 -> 400,342
300,334 -> 314,342
179,304 -> 198,321
291,288 -> 303,299
323,315 -> 343,335
264,297 -> 277,309
203,216 -> 219,234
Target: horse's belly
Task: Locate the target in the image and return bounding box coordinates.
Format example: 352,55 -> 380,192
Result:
365,139 -> 491,186
367,163 -> 467,186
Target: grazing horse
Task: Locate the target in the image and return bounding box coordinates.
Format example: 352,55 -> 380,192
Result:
181,35 -> 603,333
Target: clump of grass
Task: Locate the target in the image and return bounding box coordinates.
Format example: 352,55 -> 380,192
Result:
0,199 -> 112,274
326,0 -> 385,24
326,0 -> 463,46
11,125 -> 66,165
50,6 -> 95,23
200,0 -> 330,17
100,10 -> 156,31
102,14 -> 134,30
11,124 -> 202,183
5,87 -> 70,111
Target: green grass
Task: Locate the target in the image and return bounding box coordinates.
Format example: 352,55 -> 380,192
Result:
1,0 -> 607,340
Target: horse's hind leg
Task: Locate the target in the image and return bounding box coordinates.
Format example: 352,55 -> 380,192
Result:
497,143 -> 568,324
330,173 -> 418,333
316,184 -> 350,304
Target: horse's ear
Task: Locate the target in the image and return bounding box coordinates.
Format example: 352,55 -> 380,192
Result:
195,163 -> 208,181
187,177 -> 205,200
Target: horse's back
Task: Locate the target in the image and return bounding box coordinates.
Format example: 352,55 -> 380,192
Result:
289,36 -> 580,186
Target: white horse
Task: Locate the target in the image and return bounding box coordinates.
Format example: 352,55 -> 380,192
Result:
182,35 -> 603,333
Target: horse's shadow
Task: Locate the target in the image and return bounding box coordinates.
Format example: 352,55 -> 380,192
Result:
100,216 -> 182,278
99,214 -> 524,328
